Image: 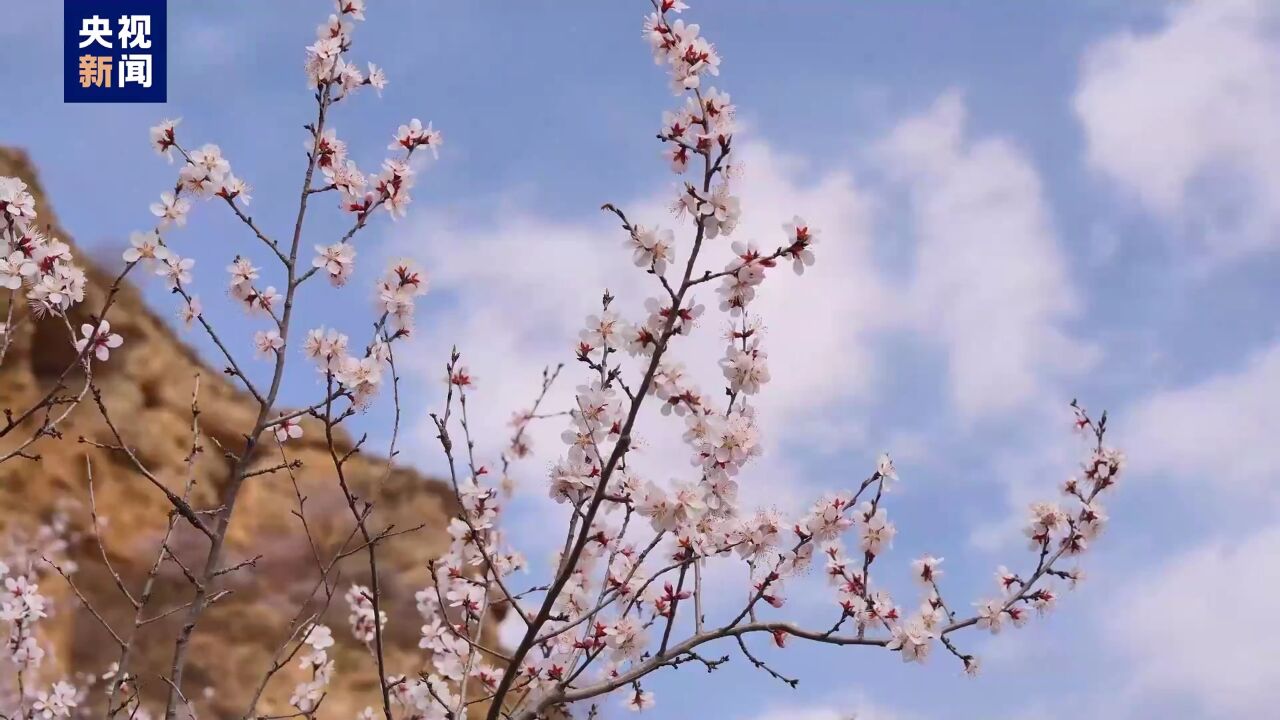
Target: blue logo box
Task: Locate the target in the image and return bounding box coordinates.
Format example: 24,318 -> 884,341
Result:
64,0 -> 167,103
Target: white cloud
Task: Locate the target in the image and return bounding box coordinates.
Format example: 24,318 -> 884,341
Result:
877,92 -> 1095,422
1075,0 -> 1280,258
1106,523 -> 1280,716
1125,340 -> 1280,498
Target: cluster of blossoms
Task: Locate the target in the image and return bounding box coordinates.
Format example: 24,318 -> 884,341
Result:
289,624 -> 336,714
403,468 -> 523,718
29,681 -> 79,720
303,324 -> 382,407
2,560 -> 50,681
0,177 -> 88,324
317,119 -> 431,223
345,584 -> 388,648
715,219 -> 819,315
644,1 -> 718,93
304,1 -> 382,93
148,125 -> 245,238
645,8 -> 744,248
177,142 -> 251,206
309,465 -> 523,719
1,511 -> 89,719
296,258 -> 426,412
576,297 -> 704,365
138,123 -> 251,338
375,258 -> 428,333
224,256 -> 274,315
299,7 -> 438,222
0,126 -> 221,473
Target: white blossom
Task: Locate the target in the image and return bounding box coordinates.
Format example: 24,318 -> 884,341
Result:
74,321 -> 124,362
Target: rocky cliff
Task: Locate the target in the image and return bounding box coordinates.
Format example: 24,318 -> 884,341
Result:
0,147 -> 460,718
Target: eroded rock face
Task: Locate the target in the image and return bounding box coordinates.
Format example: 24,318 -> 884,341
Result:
0,148 -> 460,719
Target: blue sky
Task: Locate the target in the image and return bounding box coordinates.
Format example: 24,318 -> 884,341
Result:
5,1 -> 1280,718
